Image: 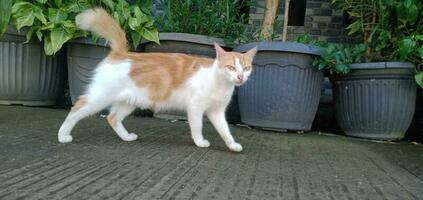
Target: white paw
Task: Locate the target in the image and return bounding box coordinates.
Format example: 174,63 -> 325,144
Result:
194,139 -> 210,148
121,133 -> 138,141
227,142 -> 243,152
58,135 -> 73,143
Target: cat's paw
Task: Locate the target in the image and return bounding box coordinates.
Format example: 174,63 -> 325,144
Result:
58,135 -> 73,143
194,139 -> 210,148
122,133 -> 138,141
227,142 -> 243,152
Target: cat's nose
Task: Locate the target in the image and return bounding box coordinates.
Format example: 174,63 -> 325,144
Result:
237,75 -> 243,82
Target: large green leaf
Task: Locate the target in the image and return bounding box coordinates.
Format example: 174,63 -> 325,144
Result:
12,2 -> 36,30
415,72 -> 423,88
128,17 -> 141,30
0,0 -> 12,35
406,5 -> 418,24
131,31 -> 142,49
48,8 -> 68,24
44,28 -> 72,55
33,6 -> 47,24
417,47 -> 423,60
398,38 -> 416,60
140,28 -> 159,44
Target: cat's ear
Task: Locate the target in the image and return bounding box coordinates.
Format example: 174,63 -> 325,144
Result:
214,42 -> 226,58
244,46 -> 257,60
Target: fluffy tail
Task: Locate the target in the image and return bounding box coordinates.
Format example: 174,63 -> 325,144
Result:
75,8 -> 127,52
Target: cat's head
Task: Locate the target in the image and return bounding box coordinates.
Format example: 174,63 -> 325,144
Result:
214,43 -> 257,86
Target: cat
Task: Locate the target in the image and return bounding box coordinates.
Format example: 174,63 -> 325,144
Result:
58,8 -> 257,152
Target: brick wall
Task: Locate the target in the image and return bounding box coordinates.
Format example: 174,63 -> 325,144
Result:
249,0 -> 345,42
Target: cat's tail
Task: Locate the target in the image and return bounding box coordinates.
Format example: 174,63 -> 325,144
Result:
75,8 -> 127,52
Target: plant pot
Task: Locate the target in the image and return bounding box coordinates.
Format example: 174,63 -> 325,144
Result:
139,32 -> 240,123
0,26 -> 65,106
67,38 -> 109,103
331,62 -> 416,140
234,41 -> 323,131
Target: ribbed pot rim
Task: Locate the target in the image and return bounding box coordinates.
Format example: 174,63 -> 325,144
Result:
349,62 -> 415,70
234,41 -> 322,56
140,32 -> 227,47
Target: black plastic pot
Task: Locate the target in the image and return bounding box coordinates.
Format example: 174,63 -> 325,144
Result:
332,62 -> 416,140
140,33 -> 240,123
67,38 -> 109,103
234,41 -> 323,131
0,26 -> 65,106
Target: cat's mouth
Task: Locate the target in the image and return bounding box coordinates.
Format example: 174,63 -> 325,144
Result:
235,80 -> 245,86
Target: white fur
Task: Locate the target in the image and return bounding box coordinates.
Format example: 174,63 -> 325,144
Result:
58,59 -> 245,152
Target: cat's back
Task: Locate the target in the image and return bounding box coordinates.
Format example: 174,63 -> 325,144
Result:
107,52 -> 215,102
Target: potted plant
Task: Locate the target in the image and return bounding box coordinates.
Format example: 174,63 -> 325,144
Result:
320,0 -> 423,140
0,0 -> 67,106
234,0 -> 323,131
67,0 -> 159,103
143,0 -> 250,123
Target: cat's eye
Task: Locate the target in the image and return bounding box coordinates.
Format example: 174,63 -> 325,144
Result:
244,66 -> 252,71
226,65 -> 236,71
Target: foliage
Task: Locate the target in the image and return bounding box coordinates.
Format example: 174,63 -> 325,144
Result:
296,35 -> 366,74
156,0 -> 254,45
0,0 -> 12,35
9,0 -> 159,55
330,0 -> 423,63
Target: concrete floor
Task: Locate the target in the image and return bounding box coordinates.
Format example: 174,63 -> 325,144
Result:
0,105 -> 422,200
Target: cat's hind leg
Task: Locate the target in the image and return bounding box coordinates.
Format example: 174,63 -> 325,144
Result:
107,103 -> 137,141
58,96 -> 110,143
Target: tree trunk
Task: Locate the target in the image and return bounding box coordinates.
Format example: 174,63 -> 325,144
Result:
261,0 -> 279,40
282,0 -> 290,41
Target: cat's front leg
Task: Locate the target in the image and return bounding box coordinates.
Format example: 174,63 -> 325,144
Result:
187,106 -> 210,148
207,108 -> 242,152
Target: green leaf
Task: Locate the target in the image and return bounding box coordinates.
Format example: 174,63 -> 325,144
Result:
15,10 -> 36,30
140,28 -> 159,44
45,27 -> 72,55
346,20 -> 361,35
406,5 -> 418,24
398,38 -> 416,60
101,0 -> 115,10
417,47 -> 423,60
48,8 -> 68,24
0,0 -> 12,35
335,63 -> 349,74
415,35 -> 423,41
36,0 -> 48,4
33,6 -> 47,24
25,26 -> 36,43
40,23 -> 54,30
415,72 -> 423,88
131,31 -> 142,49
54,0 -> 63,7
128,17 -> 140,30
35,30 -> 42,41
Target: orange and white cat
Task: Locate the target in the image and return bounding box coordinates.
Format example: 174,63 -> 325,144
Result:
58,8 -> 257,152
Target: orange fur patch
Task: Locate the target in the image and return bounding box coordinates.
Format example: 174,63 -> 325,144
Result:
107,112 -> 117,128
126,52 -> 213,102
71,96 -> 86,113
219,52 -> 253,70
